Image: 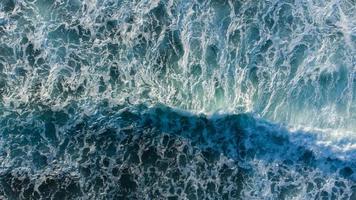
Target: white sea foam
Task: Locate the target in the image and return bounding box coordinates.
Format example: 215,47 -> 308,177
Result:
0,0 -> 355,199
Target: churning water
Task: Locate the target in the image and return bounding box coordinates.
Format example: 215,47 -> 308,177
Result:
0,0 -> 356,199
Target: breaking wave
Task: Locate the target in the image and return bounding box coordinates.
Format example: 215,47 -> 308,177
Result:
0,0 -> 355,199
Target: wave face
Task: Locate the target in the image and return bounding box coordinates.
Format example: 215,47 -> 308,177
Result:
0,0 -> 355,199
0,104 -> 355,199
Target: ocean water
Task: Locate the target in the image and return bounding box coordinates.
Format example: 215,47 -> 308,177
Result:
0,0 -> 355,199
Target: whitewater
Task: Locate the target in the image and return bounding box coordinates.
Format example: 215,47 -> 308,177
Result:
0,0 -> 355,199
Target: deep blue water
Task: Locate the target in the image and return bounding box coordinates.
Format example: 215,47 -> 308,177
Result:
0,0 -> 356,199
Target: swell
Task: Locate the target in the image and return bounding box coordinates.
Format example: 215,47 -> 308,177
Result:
0,103 -> 355,199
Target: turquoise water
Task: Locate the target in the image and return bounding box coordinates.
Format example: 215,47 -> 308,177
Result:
0,0 -> 355,199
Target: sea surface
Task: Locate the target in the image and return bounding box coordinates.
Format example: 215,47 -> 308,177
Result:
0,0 -> 356,199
